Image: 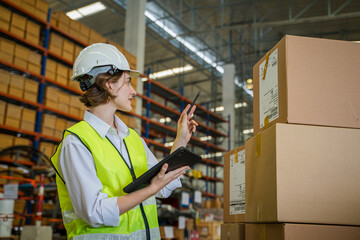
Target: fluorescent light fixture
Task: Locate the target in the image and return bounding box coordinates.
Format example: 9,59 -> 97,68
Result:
145,10 -> 224,74
164,141 -> 174,147
66,10 -> 82,20
353,41 -> 360,43
66,2 -> 106,20
141,77 -> 148,82
200,136 -> 212,141
159,117 -> 171,123
243,129 -> 254,134
201,152 -> 223,158
149,65 -> 193,79
234,102 -> 247,108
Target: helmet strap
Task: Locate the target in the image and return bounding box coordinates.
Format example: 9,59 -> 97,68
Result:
79,77 -> 93,91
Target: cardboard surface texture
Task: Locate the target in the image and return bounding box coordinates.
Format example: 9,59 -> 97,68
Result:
223,145 -> 246,223
245,223 -> 360,240
245,123 -> 360,225
221,223 -> 245,240
253,35 -> 360,134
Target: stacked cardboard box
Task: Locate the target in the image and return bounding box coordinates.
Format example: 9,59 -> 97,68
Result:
45,58 -> 57,80
62,38 -> 75,62
24,78 -> 39,102
0,69 -> 10,93
197,221 -> 222,240
54,117 -> 66,139
159,226 -> 184,240
14,43 -> 29,69
0,133 -> 14,150
221,223 -> 245,240
245,35 -> 360,239
9,74 -> 25,97
10,12 -> 26,38
0,5 -> 11,31
0,38 -> 15,64
44,86 -> 59,109
56,63 -> 68,85
13,136 -> 32,146
0,100 -> 6,125
49,33 -> 63,56
41,113 -> 56,137
20,108 -> 36,131
25,20 -> 40,45
5,103 -> 22,128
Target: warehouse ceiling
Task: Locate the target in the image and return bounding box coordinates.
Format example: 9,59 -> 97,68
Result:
48,0 -> 360,108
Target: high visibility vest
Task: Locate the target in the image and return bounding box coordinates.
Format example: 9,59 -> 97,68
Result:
51,121 -> 160,240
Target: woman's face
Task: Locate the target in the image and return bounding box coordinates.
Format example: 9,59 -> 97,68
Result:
107,71 -> 137,112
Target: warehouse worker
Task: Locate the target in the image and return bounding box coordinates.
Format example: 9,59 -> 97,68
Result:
51,43 -> 198,240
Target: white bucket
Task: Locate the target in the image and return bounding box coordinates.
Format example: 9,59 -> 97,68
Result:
0,193 -> 15,237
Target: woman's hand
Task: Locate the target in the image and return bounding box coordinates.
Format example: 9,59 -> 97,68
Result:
149,163 -> 189,194
171,104 -> 198,153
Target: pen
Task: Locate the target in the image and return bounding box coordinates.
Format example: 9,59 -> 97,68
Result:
187,91 -> 201,115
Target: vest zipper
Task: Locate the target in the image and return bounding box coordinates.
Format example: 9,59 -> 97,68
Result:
106,137 -> 151,240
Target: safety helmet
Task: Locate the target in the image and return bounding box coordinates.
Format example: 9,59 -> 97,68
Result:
71,43 -> 140,90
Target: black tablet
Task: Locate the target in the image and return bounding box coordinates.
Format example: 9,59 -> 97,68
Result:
123,147 -> 202,193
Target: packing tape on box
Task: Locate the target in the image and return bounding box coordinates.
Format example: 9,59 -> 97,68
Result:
260,223 -> 266,240
264,115 -> 269,128
234,214 -> 239,222
256,133 -> 261,157
234,149 -> 238,163
226,224 -> 231,239
262,52 -> 270,81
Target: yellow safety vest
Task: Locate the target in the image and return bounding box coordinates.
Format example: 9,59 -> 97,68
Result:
51,121 -> 160,240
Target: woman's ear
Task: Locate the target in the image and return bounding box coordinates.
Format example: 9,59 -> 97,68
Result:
105,81 -> 114,91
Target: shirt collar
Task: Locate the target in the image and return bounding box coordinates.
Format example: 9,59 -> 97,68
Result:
83,111 -> 129,139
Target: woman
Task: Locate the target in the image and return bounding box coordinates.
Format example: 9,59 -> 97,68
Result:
51,43 -> 198,240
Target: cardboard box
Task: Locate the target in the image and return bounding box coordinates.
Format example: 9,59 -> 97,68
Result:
0,19 -> 9,31
22,2 -> 36,15
63,39 -> 74,53
9,86 -> 23,97
24,79 -> 38,93
223,145 -> 246,223
20,120 -> 34,131
22,108 -> 36,122
0,38 -> 15,55
28,51 -> 42,65
10,74 -> 25,88
49,44 -> 62,56
253,35 -> 360,135
26,21 -> 40,37
245,123 -> 360,225
56,64 -> 68,78
0,51 -> 13,63
50,33 -> 63,47
0,70 -> 11,84
45,86 -> 59,100
42,114 -> 56,127
0,134 -> 14,150
58,102 -> 69,113
0,83 -> 9,93
27,63 -> 41,75
0,6 -> 11,22
56,75 -> 68,85
11,13 -> 26,30
13,57 -> 27,69
25,32 -> 39,45
23,0 -> 35,5
13,137 -> 31,146
58,91 -> 70,104
221,223 -> 245,240
245,223 -> 360,240
41,125 -> 54,136
35,9 -> 47,21
44,99 -> 58,109
15,44 -> 30,60
46,59 -> 57,73
5,116 -> 20,128
62,50 -> 73,62
35,0 -> 49,13
45,69 -> 56,80
6,104 -> 22,118
23,91 -> 37,102
198,221 -> 222,239
0,100 -> 6,115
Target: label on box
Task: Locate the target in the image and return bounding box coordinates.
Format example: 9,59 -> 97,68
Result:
259,48 -> 279,128
194,190 -> 202,204
4,183 -> 18,199
229,150 -> 245,214
181,192 -> 190,207
164,226 -> 174,238
178,216 -> 185,229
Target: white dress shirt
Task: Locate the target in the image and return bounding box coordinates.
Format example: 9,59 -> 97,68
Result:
57,111 -> 181,227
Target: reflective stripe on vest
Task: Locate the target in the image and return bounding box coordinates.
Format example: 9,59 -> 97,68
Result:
51,121 -> 159,240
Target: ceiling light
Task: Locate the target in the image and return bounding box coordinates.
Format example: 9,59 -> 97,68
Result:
247,78 -> 253,83
66,10 -> 82,20
149,64 -> 193,79
243,129 -> 254,134
164,142 -> 174,147
246,83 -> 253,90
66,2 -> 106,20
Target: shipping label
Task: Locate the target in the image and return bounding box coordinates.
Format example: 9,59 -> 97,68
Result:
259,48 -> 279,128
229,149 -> 245,215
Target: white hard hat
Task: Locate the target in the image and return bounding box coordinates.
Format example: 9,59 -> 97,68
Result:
71,43 -> 140,82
